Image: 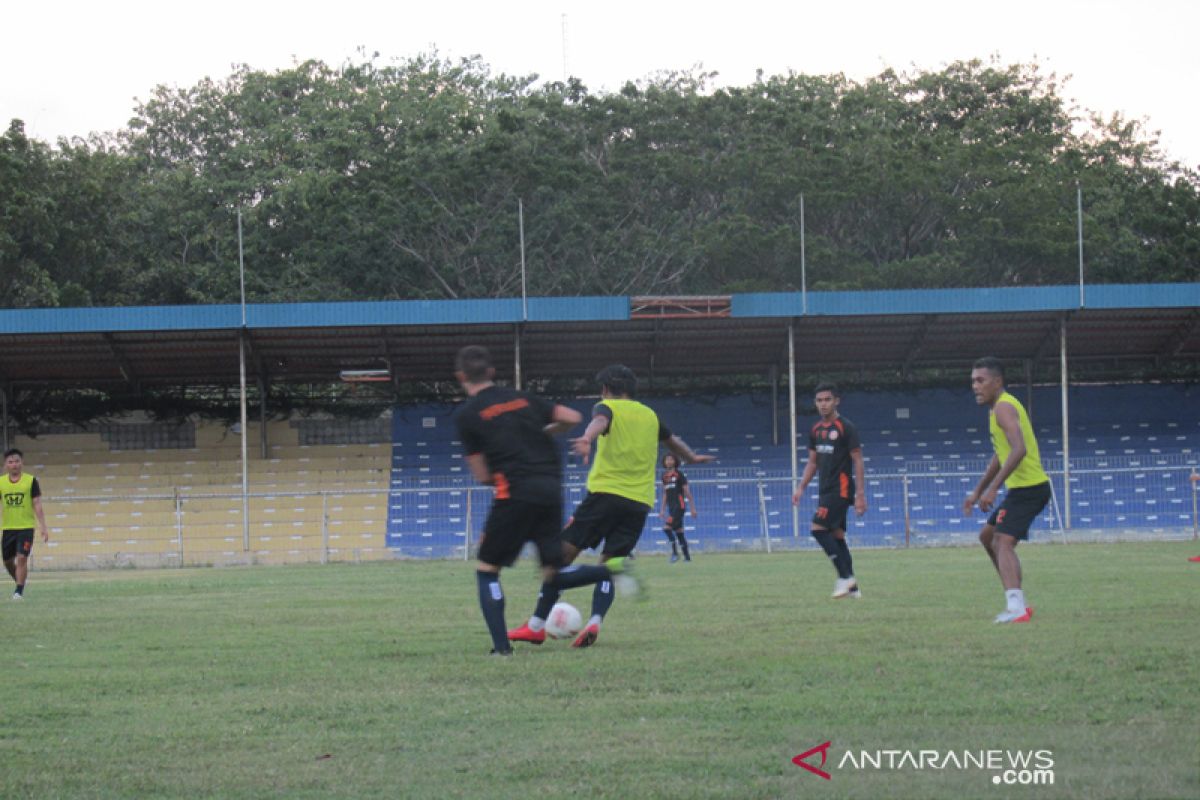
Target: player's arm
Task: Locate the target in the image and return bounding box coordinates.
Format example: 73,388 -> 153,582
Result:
544,404 -> 582,437
464,453 -> 493,485
792,449 -> 818,506
664,434 -> 714,465
851,448 -> 867,516
570,411 -> 610,463
964,456 -> 1001,515
980,402 -> 1028,509
32,494 -> 49,542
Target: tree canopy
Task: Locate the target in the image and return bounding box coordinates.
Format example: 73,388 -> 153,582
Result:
2,55 -> 1197,309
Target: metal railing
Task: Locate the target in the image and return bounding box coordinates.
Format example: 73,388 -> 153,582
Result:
31,462 -> 1199,569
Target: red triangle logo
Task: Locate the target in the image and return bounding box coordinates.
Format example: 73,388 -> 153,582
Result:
792,741 -> 832,780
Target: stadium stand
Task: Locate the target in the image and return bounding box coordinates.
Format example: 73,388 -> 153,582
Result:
385,385 -> 1199,557
14,419 -> 390,568
10,384 -> 1197,566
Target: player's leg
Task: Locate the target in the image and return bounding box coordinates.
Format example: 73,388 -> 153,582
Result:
675,521 -> 691,561
831,529 -> 859,597
474,502 -> 529,654
990,533 -> 1030,623
2,532 -> 17,586
991,484 -> 1047,623
475,562 -> 512,654
812,498 -> 853,590
979,523 -> 1001,576
663,519 -> 679,560
575,497 -> 648,648
13,553 -> 29,597
511,496 -> 598,643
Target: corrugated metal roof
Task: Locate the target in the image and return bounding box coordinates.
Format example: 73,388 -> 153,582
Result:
0,286 -> 1196,389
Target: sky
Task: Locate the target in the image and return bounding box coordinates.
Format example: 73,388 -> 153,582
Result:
3,0 -> 1197,168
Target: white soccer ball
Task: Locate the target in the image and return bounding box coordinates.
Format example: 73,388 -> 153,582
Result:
545,601 -> 584,639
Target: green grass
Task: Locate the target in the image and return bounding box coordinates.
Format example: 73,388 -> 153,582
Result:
2,542 -> 1198,799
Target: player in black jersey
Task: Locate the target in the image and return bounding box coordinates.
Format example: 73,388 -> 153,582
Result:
660,454 -> 696,562
454,346 -> 638,655
791,383 -> 868,598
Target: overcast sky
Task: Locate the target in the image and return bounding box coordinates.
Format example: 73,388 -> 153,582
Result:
3,0 -> 1196,167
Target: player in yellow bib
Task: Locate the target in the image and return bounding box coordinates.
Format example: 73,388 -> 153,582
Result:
509,365 -> 713,648
2,448 -> 50,600
963,358 -> 1052,624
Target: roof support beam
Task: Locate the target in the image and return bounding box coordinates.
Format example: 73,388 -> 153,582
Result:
1031,312 -> 1071,363
102,333 -> 139,391
902,315 -> 938,375
1164,310 -> 1200,358
378,326 -> 401,398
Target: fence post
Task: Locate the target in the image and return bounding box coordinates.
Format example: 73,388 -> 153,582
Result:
321,492 -> 329,564
464,489 -> 472,561
902,474 -> 911,547
757,482 -> 772,554
1192,468 -> 1198,541
174,488 -> 184,566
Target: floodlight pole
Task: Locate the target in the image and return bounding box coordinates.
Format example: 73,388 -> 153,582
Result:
517,199 -> 527,391
1076,182 -> 1085,308
1060,317 -> 1071,530
238,209 -> 251,552
519,199 -> 528,323
788,319 -> 799,538
799,194 -> 807,315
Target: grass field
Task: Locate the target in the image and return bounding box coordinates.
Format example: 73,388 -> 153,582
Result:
2,542 -> 1198,799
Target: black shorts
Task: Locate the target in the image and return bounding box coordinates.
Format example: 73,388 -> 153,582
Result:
477,498 -> 564,569
2,529 -> 35,561
812,494 -> 852,532
987,482 -> 1052,540
562,492 -> 651,558
663,508 -> 685,532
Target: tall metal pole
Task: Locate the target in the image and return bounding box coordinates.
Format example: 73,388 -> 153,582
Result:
1060,317 -> 1071,530
1,387 -> 7,452
788,320 -> 799,538
1192,468 -> 1198,541
519,199 -> 528,322
514,325 -> 522,391
560,14 -> 569,81
770,365 -> 779,446
1076,182 -> 1085,308
799,194 -> 808,315
238,210 -> 250,552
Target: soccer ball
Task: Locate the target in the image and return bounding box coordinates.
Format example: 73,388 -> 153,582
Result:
545,601 -> 584,639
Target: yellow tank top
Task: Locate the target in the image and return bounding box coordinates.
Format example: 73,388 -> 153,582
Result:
2,473 -> 38,530
588,398 -> 660,506
989,392 -> 1049,488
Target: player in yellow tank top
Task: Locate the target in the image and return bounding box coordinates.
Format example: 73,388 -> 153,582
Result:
964,358 -> 1052,624
507,365 -> 714,649
3,448 -> 50,599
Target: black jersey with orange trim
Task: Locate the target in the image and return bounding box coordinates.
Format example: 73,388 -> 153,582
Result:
661,469 -> 688,512
808,415 -> 862,500
455,385 -> 562,504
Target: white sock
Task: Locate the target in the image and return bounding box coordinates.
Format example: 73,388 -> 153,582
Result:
1005,589 -> 1026,612
588,614 -> 603,628
528,616 -> 545,632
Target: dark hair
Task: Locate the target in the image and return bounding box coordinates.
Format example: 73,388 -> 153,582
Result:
3,448 -> 22,460
814,382 -> 839,398
972,357 -> 1005,381
596,364 -> 637,397
662,453 -> 678,468
455,345 -> 493,383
